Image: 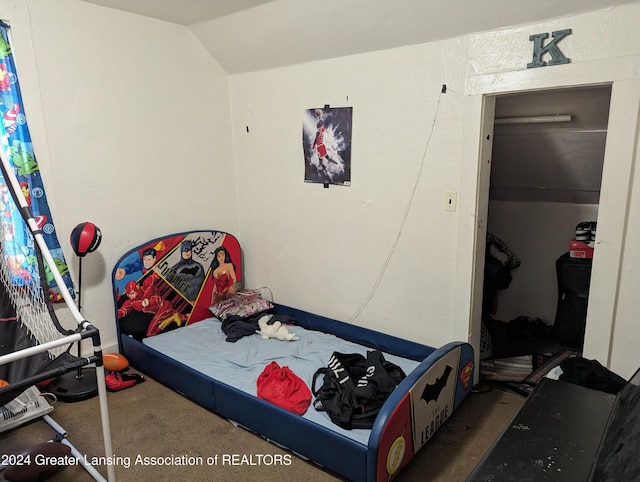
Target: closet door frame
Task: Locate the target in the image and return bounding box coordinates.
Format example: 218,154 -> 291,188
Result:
456,63 -> 640,379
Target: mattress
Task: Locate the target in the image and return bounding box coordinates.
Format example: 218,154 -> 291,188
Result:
143,317 -> 419,445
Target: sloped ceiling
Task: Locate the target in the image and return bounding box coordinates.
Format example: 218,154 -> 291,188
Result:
79,0 -> 276,27
81,0 -> 640,74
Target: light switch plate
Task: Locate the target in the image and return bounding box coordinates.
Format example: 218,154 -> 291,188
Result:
445,191 -> 457,212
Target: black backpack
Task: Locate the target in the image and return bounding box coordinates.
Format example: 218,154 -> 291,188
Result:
311,350 -> 406,430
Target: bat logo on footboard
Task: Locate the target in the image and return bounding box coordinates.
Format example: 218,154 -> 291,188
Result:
409,349 -> 461,450
420,365 -> 452,405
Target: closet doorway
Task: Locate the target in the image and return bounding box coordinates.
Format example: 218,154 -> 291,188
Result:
482,84 -> 612,357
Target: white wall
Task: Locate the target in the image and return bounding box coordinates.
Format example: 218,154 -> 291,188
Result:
230,42 -> 468,347
2,0 -> 237,351
230,4 -> 640,377
611,136 -> 640,376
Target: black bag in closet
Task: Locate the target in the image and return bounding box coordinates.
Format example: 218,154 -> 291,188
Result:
554,253 -> 592,346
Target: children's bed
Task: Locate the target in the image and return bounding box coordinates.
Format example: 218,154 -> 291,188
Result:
112,230 -> 474,481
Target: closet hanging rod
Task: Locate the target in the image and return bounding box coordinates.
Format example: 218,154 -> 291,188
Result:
494,114 -> 572,125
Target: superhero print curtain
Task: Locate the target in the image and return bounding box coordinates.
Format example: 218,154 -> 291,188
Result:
303,106 -> 352,186
0,21 -> 74,300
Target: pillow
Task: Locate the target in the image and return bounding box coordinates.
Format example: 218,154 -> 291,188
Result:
209,290 -> 273,320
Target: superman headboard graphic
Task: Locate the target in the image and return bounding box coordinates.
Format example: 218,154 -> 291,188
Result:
112,231 -> 242,340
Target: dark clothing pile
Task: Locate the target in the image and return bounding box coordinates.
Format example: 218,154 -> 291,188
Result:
221,313 -> 297,342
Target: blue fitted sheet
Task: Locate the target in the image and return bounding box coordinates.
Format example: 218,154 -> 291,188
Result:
143,318 -> 419,445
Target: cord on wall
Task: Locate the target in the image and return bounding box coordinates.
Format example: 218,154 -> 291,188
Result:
347,87 -> 445,323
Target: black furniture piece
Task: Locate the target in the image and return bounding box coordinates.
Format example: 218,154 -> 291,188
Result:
468,369 -> 640,481
553,253 -> 592,346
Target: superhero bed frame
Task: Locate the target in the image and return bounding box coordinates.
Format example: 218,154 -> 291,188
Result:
0,149 -> 115,481
112,230 -> 475,482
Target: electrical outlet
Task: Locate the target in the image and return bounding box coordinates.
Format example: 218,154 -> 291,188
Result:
445,191 -> 457,212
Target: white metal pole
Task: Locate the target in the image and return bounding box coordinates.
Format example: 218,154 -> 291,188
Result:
0,145 -> 116,482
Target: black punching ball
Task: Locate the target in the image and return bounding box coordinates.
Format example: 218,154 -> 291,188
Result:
69,222 -> 102,257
